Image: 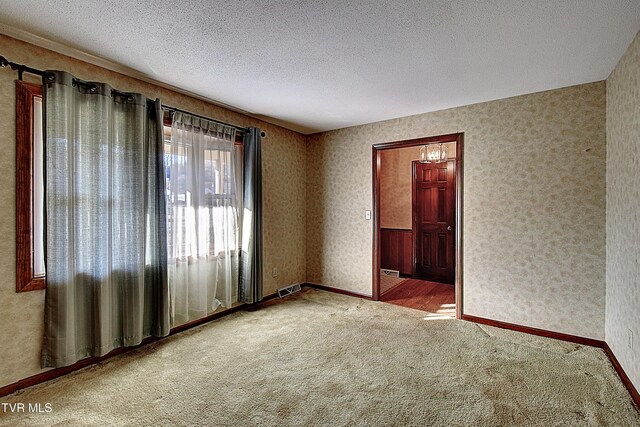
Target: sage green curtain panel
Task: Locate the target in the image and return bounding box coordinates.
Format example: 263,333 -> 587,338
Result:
239,128 -> 263,304
167,112 -> 239,326
42,71 -> 169,368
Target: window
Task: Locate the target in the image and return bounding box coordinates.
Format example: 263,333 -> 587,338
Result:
16,81 -> 45,292
163,122 -> 243,260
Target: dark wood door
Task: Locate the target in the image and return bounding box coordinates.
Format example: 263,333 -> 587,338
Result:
413,159 -> 455,284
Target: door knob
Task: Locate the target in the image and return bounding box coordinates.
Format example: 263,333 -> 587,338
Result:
447,225 -> 452,231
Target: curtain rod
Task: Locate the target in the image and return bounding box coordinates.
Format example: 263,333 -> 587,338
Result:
162,105 -> 248,135
163,105 -> 266,137
0,55 -> 53,80
1,55 -> 267,138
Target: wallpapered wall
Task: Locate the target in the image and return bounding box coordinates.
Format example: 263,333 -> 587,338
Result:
306,82 -> 606,339
605,31 -> 640,392
379,142 -> 456,229
1,30 -> 627,391
0,35 -> 307,388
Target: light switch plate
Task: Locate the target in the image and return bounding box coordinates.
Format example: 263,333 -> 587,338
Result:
365,210 -> 371,220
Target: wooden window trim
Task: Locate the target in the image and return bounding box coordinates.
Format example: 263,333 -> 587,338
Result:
16,80 -> 45,292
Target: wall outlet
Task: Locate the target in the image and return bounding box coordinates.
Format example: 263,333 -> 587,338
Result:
272,267 -> 278,278
627,329 -> 633,350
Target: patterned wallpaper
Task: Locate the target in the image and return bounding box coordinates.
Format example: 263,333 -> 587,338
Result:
0,35 -> 307,388
605,31 -> 640,392
1,30 -> 628,391
307,82 -> 607,339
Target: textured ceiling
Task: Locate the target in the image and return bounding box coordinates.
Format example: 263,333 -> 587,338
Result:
0,1 -> 639,134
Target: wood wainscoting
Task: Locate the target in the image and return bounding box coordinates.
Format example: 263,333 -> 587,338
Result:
380,228 -> 412,276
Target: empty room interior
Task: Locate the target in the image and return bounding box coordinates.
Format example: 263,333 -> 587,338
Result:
0,2 -> 639,426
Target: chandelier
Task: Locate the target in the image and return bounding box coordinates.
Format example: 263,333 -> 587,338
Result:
419,143 -> 448,163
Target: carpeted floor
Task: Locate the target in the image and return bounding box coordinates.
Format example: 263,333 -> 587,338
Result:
1,288 -> 638,426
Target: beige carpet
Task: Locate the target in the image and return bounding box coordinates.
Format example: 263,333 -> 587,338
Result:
1,288 -> 638,426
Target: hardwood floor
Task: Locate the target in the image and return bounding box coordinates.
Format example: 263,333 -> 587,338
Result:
380,279 -> 455,317
379,274 -> 406,294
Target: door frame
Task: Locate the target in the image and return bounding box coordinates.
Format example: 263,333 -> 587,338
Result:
372,132 -> 464,319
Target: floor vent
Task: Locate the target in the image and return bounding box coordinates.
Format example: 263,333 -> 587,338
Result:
277,283 -> 302,298
381,269 -> 400,278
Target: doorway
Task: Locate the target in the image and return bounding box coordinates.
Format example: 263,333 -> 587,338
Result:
372,133 -> 463,318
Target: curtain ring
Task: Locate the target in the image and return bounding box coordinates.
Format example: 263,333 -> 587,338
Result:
89,84 -> 97,93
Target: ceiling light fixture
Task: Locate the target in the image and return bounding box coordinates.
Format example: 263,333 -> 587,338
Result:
419,143 -> 448,163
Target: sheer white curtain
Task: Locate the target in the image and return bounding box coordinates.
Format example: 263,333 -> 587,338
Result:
167,112 -> 239,326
